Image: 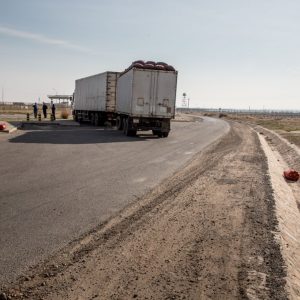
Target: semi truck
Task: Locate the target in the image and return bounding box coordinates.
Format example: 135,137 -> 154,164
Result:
73,61 -> 178,137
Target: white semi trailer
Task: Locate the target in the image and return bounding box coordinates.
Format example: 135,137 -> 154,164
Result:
73,71 -> 119,126
73,61 -> 178,137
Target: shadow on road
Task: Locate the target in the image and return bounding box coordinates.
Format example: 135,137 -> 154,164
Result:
9,127 -> 158,144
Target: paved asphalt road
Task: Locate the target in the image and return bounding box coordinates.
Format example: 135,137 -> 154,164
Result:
0,117 -> 229,285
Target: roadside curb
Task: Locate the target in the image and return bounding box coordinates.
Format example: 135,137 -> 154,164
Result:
0,127 -> 17,134
20,120 -> 80,127
0,122 -> 18,134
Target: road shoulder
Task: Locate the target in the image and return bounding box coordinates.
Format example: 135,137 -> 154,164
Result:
256,126 -> 300,299
1,122 -> 287,300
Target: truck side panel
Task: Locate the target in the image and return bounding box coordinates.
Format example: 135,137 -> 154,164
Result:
74,73 -> 107,111
106,72 -> 119,112
74,72 -> 119,112
116,70 -> 133,114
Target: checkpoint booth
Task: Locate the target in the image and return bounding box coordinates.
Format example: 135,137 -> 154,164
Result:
47,95 -> 74,120
47,95 -> 73,107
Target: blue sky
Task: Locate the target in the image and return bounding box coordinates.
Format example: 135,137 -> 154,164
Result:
0,0 -> 299,109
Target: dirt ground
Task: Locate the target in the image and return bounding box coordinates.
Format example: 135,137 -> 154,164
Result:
253,124 -> 300,299
184,112 -> 300,147
1,122 -> 288,300
0,106 -> 72,122
226,114 -> 300,148
173,114 -> 202,122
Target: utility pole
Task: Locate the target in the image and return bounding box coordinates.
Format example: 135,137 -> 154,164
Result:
182,93 -> 186,108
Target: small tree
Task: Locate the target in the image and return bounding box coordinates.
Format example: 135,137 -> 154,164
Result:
61,110 -> 69,119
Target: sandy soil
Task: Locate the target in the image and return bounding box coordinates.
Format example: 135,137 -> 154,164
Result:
255,126 -> 300,299
224,114 -> 300,148
0,122 -> 287,300
173,113 -> 202,122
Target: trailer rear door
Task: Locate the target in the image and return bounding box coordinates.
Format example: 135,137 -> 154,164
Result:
153,71 -> 176,118
132,69 -> 176,118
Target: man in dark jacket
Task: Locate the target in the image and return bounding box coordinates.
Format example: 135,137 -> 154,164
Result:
51,102 -> 56,120
42,102 -> 48,118
33,102 -> 38,118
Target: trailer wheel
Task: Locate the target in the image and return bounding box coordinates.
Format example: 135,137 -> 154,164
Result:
130,130 -> 137,137
152,130 -> 159,136
123,118 -> 130,136
116,116 -> 123,130
162,132 -> 169,138
73,112 -> 78,122
123,118 -> 127,134
123,118 -> 135,136
123,119 -> 131,136
94,114 -> 100,126
124,119 -> 131,136
98,114 -> 105,126
90,113 -> 95,126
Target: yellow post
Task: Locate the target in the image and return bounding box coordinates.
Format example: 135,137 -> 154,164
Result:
26,113 -> 30,121
38,113 -> 41,121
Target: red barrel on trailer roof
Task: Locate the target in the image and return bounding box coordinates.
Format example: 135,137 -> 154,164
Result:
132,63 -> 145,69
155,64 -> 166,70
156,62 -> 168,67
165,65 -> 175,71
144,63 -> 156,69
132,60 -> 145,65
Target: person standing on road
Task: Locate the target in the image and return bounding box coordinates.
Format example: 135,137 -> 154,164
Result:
51,102 -> 56,120
33,102 -> 38,118
42,102 -> 48,119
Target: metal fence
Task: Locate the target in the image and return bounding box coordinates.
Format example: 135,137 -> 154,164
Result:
176,107 -> 300,118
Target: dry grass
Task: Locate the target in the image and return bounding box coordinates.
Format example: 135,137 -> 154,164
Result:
0,105 -> 72,121
280,133 -> 300,146
203,112 -> 218,117
255,119 -> 300,132
225,114 -> 300,147
61,111 -> 69,119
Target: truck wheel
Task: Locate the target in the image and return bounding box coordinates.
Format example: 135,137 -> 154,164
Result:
123,118 -> 135,136
123,118 -> 129,135
116,116 -> 123,130
124,120 -> 131,136
98,114 -> 105,126
130,130 -> 137,137
90,113 -> 95,126
123,118 -> 127,134
94,114 -> 100,126
152,130 -> 159,136
162,132 -> 169,138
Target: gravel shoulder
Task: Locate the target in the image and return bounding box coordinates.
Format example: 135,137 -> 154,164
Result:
1,122 -> 287,300
0,119 -> 229,287
253,125 -> 300,299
